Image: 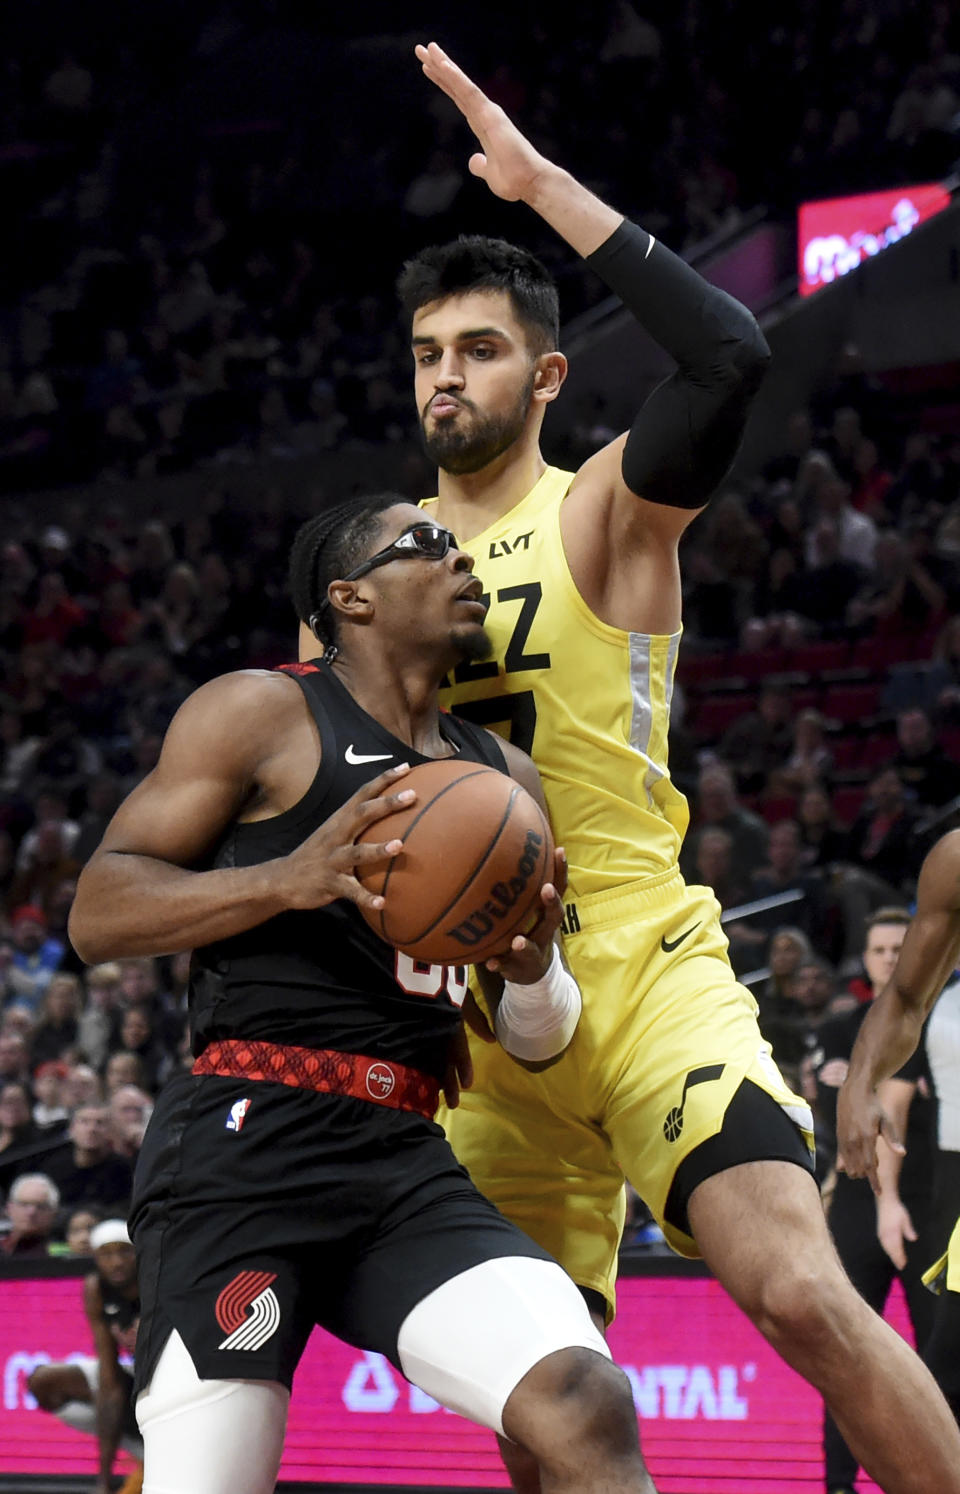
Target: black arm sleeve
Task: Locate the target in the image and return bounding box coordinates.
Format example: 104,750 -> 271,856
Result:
586,221 -> 771,509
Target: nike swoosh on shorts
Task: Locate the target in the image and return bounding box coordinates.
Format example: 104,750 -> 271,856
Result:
660,922 -> 702,953
345,745 -> 394,765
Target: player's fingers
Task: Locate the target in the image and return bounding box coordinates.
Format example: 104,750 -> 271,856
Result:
347,838 -> 404,867
348,785 -> 416,833
552,847 -> 568,900
336,875 -> 386,913
424,43 -> 486,103
462,990 -> 495,1043
452,1021 -> 474,1089
879,1114 -> 906,1154
468,152 -> 489,179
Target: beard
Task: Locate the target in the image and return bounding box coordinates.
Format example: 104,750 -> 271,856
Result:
421,373 -> 535,476
451,622 -> 494,664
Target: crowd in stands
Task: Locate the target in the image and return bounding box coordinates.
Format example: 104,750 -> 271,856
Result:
1,0 -> 958,492
1,2 -> 960,1256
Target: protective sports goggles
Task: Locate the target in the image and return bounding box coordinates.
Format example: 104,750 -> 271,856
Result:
311,522 -> 459,624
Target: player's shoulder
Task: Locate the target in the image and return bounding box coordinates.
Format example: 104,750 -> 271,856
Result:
163,669 -> 308,759
176,668 -> 302,720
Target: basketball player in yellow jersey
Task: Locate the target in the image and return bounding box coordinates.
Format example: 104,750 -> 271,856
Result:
299,44 -> 960,1494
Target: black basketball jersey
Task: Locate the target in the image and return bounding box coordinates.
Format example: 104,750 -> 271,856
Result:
188,659 -> 509,1080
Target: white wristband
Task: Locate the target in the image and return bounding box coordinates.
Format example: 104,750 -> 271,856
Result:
495,946 -> 582,1062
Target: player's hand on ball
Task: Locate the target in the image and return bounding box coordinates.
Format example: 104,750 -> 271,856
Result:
414,42 -> 550,204
280,765 -> 414,914
484,847 -> 568,984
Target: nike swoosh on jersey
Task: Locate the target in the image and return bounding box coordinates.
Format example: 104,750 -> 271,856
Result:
661,922 -> 702,954
345,745 -> 394,765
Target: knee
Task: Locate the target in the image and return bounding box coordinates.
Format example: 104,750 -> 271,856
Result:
28,1366 -> 65,1411
505,1348 -> 638,1464
742,1261 -> 853,1355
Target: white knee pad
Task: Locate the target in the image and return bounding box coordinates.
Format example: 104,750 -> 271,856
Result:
136,1330 -> 288,1494
397,1256 -> 611,1435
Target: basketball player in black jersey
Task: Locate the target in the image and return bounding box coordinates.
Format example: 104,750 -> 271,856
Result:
70,495 -> 659,1494
29,1219 -> 143,1494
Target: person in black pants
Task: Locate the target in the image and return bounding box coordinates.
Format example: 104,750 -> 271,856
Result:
813,906 -> 936,1494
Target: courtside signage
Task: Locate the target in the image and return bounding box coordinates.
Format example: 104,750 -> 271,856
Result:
798,183 -> 951,296
1,1272 -> 912,1491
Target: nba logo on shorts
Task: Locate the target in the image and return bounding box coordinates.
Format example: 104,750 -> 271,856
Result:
226,1097 -> 251,1132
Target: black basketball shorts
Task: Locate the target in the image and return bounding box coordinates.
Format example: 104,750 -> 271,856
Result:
130,1070 -> 552,1394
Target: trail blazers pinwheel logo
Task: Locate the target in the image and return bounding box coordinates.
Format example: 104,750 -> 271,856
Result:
215,1270 -> 280,1351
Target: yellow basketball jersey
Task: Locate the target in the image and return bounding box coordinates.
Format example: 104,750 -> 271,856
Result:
423,466 -> 688,897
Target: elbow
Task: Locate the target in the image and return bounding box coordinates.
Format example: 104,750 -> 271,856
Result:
68,886 -> 113,966
727,319 -> 771,396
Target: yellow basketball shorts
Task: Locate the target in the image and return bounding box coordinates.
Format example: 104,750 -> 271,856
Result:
439,867 -> 813,1319
924,1214 -> 960,1295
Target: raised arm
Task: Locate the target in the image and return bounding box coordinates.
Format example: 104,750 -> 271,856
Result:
69,671 -> 413,963
837,829 -> 960,1188
416,42 -> 770,548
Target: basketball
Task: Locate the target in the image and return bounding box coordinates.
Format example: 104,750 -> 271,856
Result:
356,758 -> 555,964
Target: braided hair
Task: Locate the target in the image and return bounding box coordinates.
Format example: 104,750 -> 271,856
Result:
288,493 -> 404,654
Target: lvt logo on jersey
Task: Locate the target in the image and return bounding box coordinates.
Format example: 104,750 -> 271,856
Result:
216,1270 -> 280,1351
488,529 -> 534,558
225,1097 -> 251,1132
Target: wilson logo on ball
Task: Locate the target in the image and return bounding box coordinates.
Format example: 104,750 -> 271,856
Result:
444,829 -> 544,949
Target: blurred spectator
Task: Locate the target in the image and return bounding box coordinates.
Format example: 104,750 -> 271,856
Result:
774,710 -> 834,795
748,820 -> 836,955
801,461 -> 877,571
682,762 -> 769,877
850,437 -> 894,521
77,962 -> 124,1071
113,1004 -> 173,1093
0,1031 -> 32,1086
0,1173 -> 60,1258
62,1204 -> 101,1257
796,784 -> 850,868
847,530 -> 947,637
10,818 -> 80,914
0,1081 -> 56,1196
756,926 -> 814,1011
893,709 -> 956,807
794,519 -> 865,637
31,974 -> 83,1068
846,768 -> 923,892
930,615 -> 960,724
7,905 -> 65,1009
108,1085 -> 153,1163
104,1050 -> 149,1096
63,1062 -> 103,1110
32,1061 -> 71,1130
44,1104 -> 133,1214
718,683 -> 794,795
0,710 -> 41,795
